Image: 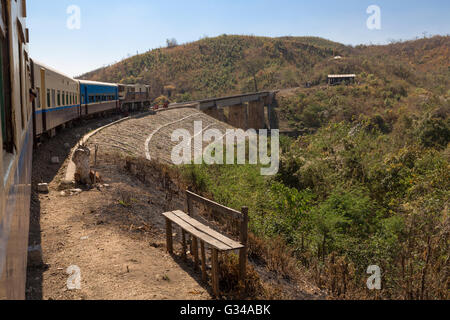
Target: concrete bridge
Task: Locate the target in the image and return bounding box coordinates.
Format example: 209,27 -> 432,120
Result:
171,91 -> 279,130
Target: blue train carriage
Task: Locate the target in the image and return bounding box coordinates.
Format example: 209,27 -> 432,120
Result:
32,60 -> 80,137
0,0 -> 33,300
79,80 -> 119,116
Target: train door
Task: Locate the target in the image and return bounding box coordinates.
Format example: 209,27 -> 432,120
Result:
84,86 -> 88,116
40,67 -> 47,132
30,60 -> 36,139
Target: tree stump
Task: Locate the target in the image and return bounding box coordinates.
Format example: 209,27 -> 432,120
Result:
73,146 -> 91,185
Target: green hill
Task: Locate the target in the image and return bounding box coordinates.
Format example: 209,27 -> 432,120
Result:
78,35 -> 351,100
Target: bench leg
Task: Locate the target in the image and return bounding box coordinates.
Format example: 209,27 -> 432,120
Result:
211,248 -> 219,298
192,236 -> 199,270
239,246 -> 247,284
200,241 -> 207,282
182,230 -> 187,260
165,218 -> 173,254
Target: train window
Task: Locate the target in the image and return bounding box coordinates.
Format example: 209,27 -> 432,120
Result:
52,89 -> 55,107
57,90 -> 60,106
36,87 -> 40,109
1,30 -> 13,152
47,89 -> 50,108
66,93 -> 68,105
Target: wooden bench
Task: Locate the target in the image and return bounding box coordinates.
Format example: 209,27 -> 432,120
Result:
162,190 -> 249,297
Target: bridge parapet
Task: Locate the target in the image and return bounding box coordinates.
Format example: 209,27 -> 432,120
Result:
169,91 -> 278,130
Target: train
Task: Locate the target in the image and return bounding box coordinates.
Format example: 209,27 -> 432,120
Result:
0,0 -> 152,299
32,61 -> 152,139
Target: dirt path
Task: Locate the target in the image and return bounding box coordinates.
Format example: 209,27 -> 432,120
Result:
27,114 -> 211,300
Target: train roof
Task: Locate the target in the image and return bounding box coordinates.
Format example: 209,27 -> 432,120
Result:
78,79 -> 118,87
32,60 -> 75,80
118,83 -> 150,87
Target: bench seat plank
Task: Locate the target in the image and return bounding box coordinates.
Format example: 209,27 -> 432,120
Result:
172,210 -> 244,250
162,211 -> 243,251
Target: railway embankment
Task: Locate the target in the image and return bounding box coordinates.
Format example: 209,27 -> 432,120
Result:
27,109 -> 323,300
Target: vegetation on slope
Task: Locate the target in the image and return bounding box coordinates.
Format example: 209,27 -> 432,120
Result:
177,36 -> 448,299
79,35 -> 349,100
182,91 -> 449,299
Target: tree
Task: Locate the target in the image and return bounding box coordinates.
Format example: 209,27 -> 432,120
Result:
242,48 -> 265,92
166,38 -> 178,48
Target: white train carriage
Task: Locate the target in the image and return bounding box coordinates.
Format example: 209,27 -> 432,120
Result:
32,61 -> 80,136
0,0 -> 33,300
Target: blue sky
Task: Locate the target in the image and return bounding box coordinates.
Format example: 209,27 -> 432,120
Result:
28,0 -> 449,77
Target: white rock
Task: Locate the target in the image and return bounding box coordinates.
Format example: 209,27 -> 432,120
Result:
70,188 -> 83,195
37,183 -> 49,193
51,157 -> 60,164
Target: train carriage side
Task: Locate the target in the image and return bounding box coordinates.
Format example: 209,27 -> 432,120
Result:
79,80 -> 118,116
118,83 -> 151,112
32,61 -> 80,136
0,0 -> 33,300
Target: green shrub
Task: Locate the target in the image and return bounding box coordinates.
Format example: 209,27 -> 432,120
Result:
419,117 -> 450,149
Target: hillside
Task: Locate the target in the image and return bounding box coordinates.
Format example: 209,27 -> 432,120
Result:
80,35 -> 449,299
78,35 -> 350,100
79,35 -> 449,102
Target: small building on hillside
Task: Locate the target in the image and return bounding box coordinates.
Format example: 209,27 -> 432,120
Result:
328,74 -> 356,86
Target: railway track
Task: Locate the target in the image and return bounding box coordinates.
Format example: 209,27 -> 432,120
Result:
86,107 -> 235,164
